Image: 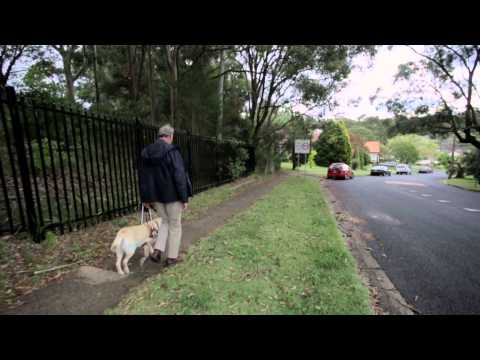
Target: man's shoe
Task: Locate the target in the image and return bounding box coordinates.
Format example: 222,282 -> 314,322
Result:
165,257 -> 183,267
150,250 -> 162,263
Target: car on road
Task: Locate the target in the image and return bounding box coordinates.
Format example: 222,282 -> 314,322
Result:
418,166 -> 433,173
396,164 -> 412,175
327,163 -> 354,180
370,165 -> 391,176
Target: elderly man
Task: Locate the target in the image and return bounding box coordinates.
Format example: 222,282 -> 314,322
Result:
138,124 -> 193,266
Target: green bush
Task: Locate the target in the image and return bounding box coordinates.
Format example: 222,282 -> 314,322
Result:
464,150 -> 480,184
437,152 -> 450,169
307,149 -> 317,168
30,139 -> 74,173
314,120 -> 352,166
227,147 -> 249,180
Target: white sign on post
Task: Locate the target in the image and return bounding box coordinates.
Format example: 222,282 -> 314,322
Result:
294,139 -> 310,154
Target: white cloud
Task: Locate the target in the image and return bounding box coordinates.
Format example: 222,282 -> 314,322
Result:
325,45 -> 427,119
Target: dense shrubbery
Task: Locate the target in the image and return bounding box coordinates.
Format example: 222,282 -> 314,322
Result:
314,120 -> 352,166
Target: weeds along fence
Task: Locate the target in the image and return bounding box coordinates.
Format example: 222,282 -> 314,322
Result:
0,86 -> 255,242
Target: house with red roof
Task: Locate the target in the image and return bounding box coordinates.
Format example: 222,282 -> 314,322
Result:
364,141 -> 381,164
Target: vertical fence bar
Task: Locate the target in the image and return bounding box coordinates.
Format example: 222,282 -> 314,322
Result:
1,89 -> 26,229
128,121 -> 139,206
215,137 -> 220,186
84,110 -> 99,219
90,111 -> 104,217
134,118 -> 142,206
6,87 -> 38,240
0,90 -> 14,233
123,122 -> 134,209
43,106 -> 63,233
108,116 -> 120,215
53,107 -> 71,234
77,110 -> 92,226
0,157 -> 14,233
115,118 -> 126,213
32,100 -> 53,225
103,115 -> 115,217
99,116 -> 111,219
120,120 -> 133,210
58,107 -> 74,232
187,132 -> 193,187
69,107 -> 87,228
19,98 -> 44,228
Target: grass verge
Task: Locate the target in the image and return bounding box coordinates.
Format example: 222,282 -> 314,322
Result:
107,176 -> 372,315
443,177 -> 480,192
0,174 -> 261,311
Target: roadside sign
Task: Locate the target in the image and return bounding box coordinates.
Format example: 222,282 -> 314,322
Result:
295,139 -> 310,154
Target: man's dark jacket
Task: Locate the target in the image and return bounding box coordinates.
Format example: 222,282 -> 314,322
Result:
139,140 -> 193,204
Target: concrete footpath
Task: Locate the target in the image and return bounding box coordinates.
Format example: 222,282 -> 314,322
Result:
4,173 -> 288,315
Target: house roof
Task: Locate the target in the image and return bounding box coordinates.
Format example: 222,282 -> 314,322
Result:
364,141 -> 380,153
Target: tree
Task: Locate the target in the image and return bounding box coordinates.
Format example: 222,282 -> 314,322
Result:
393,45 -> 480,149
349,131 -> 370,169
50,45 -> 89,103
387,135 -> 420,164
314,120 -> 352,166
344,116 -> 396,144
230,45 -> 374,173
437,152 -> 451,169
19,58 -> 66,103
1,45 -> 28,87
387,134 -> 439,161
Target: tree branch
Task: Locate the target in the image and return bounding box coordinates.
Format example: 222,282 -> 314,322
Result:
407,45 -> 469,101
444,45 -> 471,72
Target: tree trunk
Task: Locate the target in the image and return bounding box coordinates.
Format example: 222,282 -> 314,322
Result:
217,49 -> 225,140
63,56 -> 75,103
165,46 -> 178,128
92,45 -> 101,108
148,45 -> 155,125
0,74 -> 7,88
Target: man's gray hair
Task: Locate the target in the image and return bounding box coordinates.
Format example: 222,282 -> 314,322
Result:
158,124 -> 174,137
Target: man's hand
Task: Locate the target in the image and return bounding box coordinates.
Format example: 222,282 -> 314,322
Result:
143,202 -> 152,209
182,203 -> 188,210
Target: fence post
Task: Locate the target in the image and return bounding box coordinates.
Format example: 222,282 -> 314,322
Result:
215,136 -> 220,186
6,87 -> 39,241
186,130 -> 194,192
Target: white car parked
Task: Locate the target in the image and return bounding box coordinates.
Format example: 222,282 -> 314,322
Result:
396,164 -> 412,175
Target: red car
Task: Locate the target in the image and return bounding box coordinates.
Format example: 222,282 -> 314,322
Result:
327,163 -> 354,180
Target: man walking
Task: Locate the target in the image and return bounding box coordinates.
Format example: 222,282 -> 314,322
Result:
138,124 -> 192,266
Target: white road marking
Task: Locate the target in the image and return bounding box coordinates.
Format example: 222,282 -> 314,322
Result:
409,190 -> 417,193
464,208 -> 480,212
385,181 -> 426,187
421,194 -> 432,197
437,200 -> 451,203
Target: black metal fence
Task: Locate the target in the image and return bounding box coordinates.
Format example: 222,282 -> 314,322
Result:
0,86 -> 255,241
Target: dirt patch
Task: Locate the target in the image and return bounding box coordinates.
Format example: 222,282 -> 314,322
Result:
1,172 -> 288,315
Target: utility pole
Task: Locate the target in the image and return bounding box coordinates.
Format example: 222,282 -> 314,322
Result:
451,136 -> 456,162
449,135 -> 456,179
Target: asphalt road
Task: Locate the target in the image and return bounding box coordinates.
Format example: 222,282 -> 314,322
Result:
326,171 -> 480,314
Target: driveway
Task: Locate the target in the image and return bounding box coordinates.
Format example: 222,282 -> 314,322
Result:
325,172 -> 480,314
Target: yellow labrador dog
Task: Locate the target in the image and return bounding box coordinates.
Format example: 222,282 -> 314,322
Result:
110,217 -> 162,275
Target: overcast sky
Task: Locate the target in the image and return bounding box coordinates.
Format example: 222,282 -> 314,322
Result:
293,45 -> 428,119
